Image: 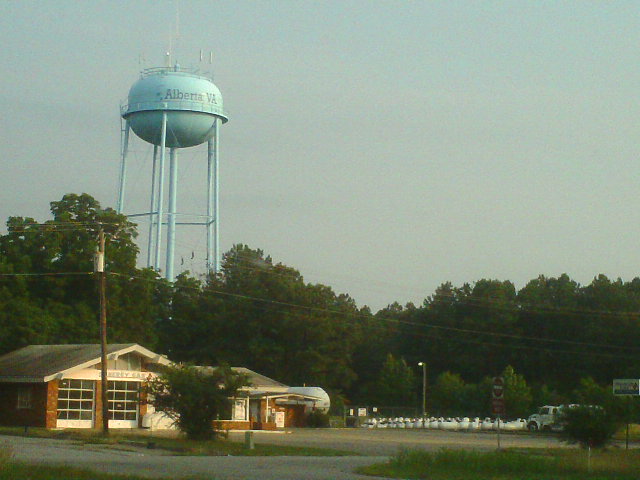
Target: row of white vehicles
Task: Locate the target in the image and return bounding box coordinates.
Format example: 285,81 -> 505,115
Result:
361,416 -> 528,431
358,404 -> 582,433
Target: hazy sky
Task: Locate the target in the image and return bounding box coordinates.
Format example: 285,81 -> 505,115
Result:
1,1 -> 639,310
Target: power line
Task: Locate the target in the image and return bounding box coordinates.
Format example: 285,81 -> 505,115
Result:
2,226 -> 639,325
108,271 -> 640,356
0,272 -> 93,277
2,222 -> 640,356
214,256 -> 640,320
1,221 -> 129,236
9,218 -> 634,323
3,221 -> 122,227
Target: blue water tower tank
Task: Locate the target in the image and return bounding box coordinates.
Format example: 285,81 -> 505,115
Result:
122,66 -> 228,148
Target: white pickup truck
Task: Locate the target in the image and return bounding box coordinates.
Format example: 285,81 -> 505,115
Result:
527,405 -> 565,432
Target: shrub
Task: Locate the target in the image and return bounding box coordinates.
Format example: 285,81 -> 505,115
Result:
306,410 -> 330,428
560,405 -> 621,449
145,363 -> 248,440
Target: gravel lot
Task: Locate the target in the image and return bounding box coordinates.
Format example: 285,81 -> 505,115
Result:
2,429 -> 568,480
229,427 -> 566,456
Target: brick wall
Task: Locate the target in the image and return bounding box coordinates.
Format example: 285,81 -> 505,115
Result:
138,387 -> 148,427
285,404 -> 307,427
45,380 -> 58,428
251,421 -> 277,430
0,382 -> 48,427
212,420 -> 251,430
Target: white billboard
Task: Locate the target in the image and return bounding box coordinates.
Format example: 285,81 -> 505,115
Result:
613,379 -> 640,396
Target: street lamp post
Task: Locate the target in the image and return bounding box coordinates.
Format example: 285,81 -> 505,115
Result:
418,362 -> 426,417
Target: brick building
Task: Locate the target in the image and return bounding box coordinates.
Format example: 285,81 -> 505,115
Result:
0,344 -> 169,429
212,367 -> 328,430
0,344 -> 330,431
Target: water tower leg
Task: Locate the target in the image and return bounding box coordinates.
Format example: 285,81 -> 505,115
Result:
147,145 -> 158,269
166,147 -> 178,282
154,113 -> 168,272
213,119 -> 220,273
117,120 -> 131,213
206,138 -> 214,274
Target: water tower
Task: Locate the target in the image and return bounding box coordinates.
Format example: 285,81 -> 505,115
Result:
117,64 -> 228,282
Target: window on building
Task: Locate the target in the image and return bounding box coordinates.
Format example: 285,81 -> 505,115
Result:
232,398 -> 248,421
107,381 -> 139,421
16,386 -> 33,409
57,380 -> 95,420
106,354 -> 142,371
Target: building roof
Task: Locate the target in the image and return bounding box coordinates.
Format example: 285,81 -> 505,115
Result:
194,366 -> 289,391
231,367 -> 289,389
0,344 -> 170,383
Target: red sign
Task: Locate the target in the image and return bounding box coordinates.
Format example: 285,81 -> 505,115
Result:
491,377 -> 505,415
492,377 -> 505,399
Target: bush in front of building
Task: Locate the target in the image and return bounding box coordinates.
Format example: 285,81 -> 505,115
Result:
560,405 -> 621,449
306,409 -> 330,428
329,415 -> 345,428
145,364 -> 248,440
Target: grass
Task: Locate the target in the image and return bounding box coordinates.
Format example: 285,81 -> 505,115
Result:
0,462 -> 185,480
358,448 -> 640,480
1,445 -> 161,480
0,444 -> 200,480
0,426 -> 354,456
613,423 -> 640,443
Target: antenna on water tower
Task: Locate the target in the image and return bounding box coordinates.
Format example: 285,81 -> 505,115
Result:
117,55 -> 229,282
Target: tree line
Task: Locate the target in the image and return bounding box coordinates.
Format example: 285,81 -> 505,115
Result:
1,193 -> 639,418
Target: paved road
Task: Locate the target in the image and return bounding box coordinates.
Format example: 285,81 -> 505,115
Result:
2,434 -> 383,480
1,429 -> 569,479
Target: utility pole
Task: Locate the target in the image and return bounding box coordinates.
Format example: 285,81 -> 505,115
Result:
418,362 -> 426,417
95,225 -> 109,434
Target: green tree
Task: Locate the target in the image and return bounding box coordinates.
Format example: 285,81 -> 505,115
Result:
501,365 -> 532,418
0,295 -> 54,352
0,193 -> 166,353
531,384 -> 567,410
350,305 -> 396,404
463,377 -> 492,417
166,244 -> 365,395
145,363 -> 248,440
560,405 -> 620,449
430,371 -> 467,416
572,377 -> 631,422
372,354 -> 416,407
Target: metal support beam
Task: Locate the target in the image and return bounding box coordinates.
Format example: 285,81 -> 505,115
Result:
147,145 -> 158,269
206,137 -> 214,273
213,119 -> 220,273
117,120 -> 130,213
120,110 -> 223,281
166,147 -> 178,282
154,112 -> 167,272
